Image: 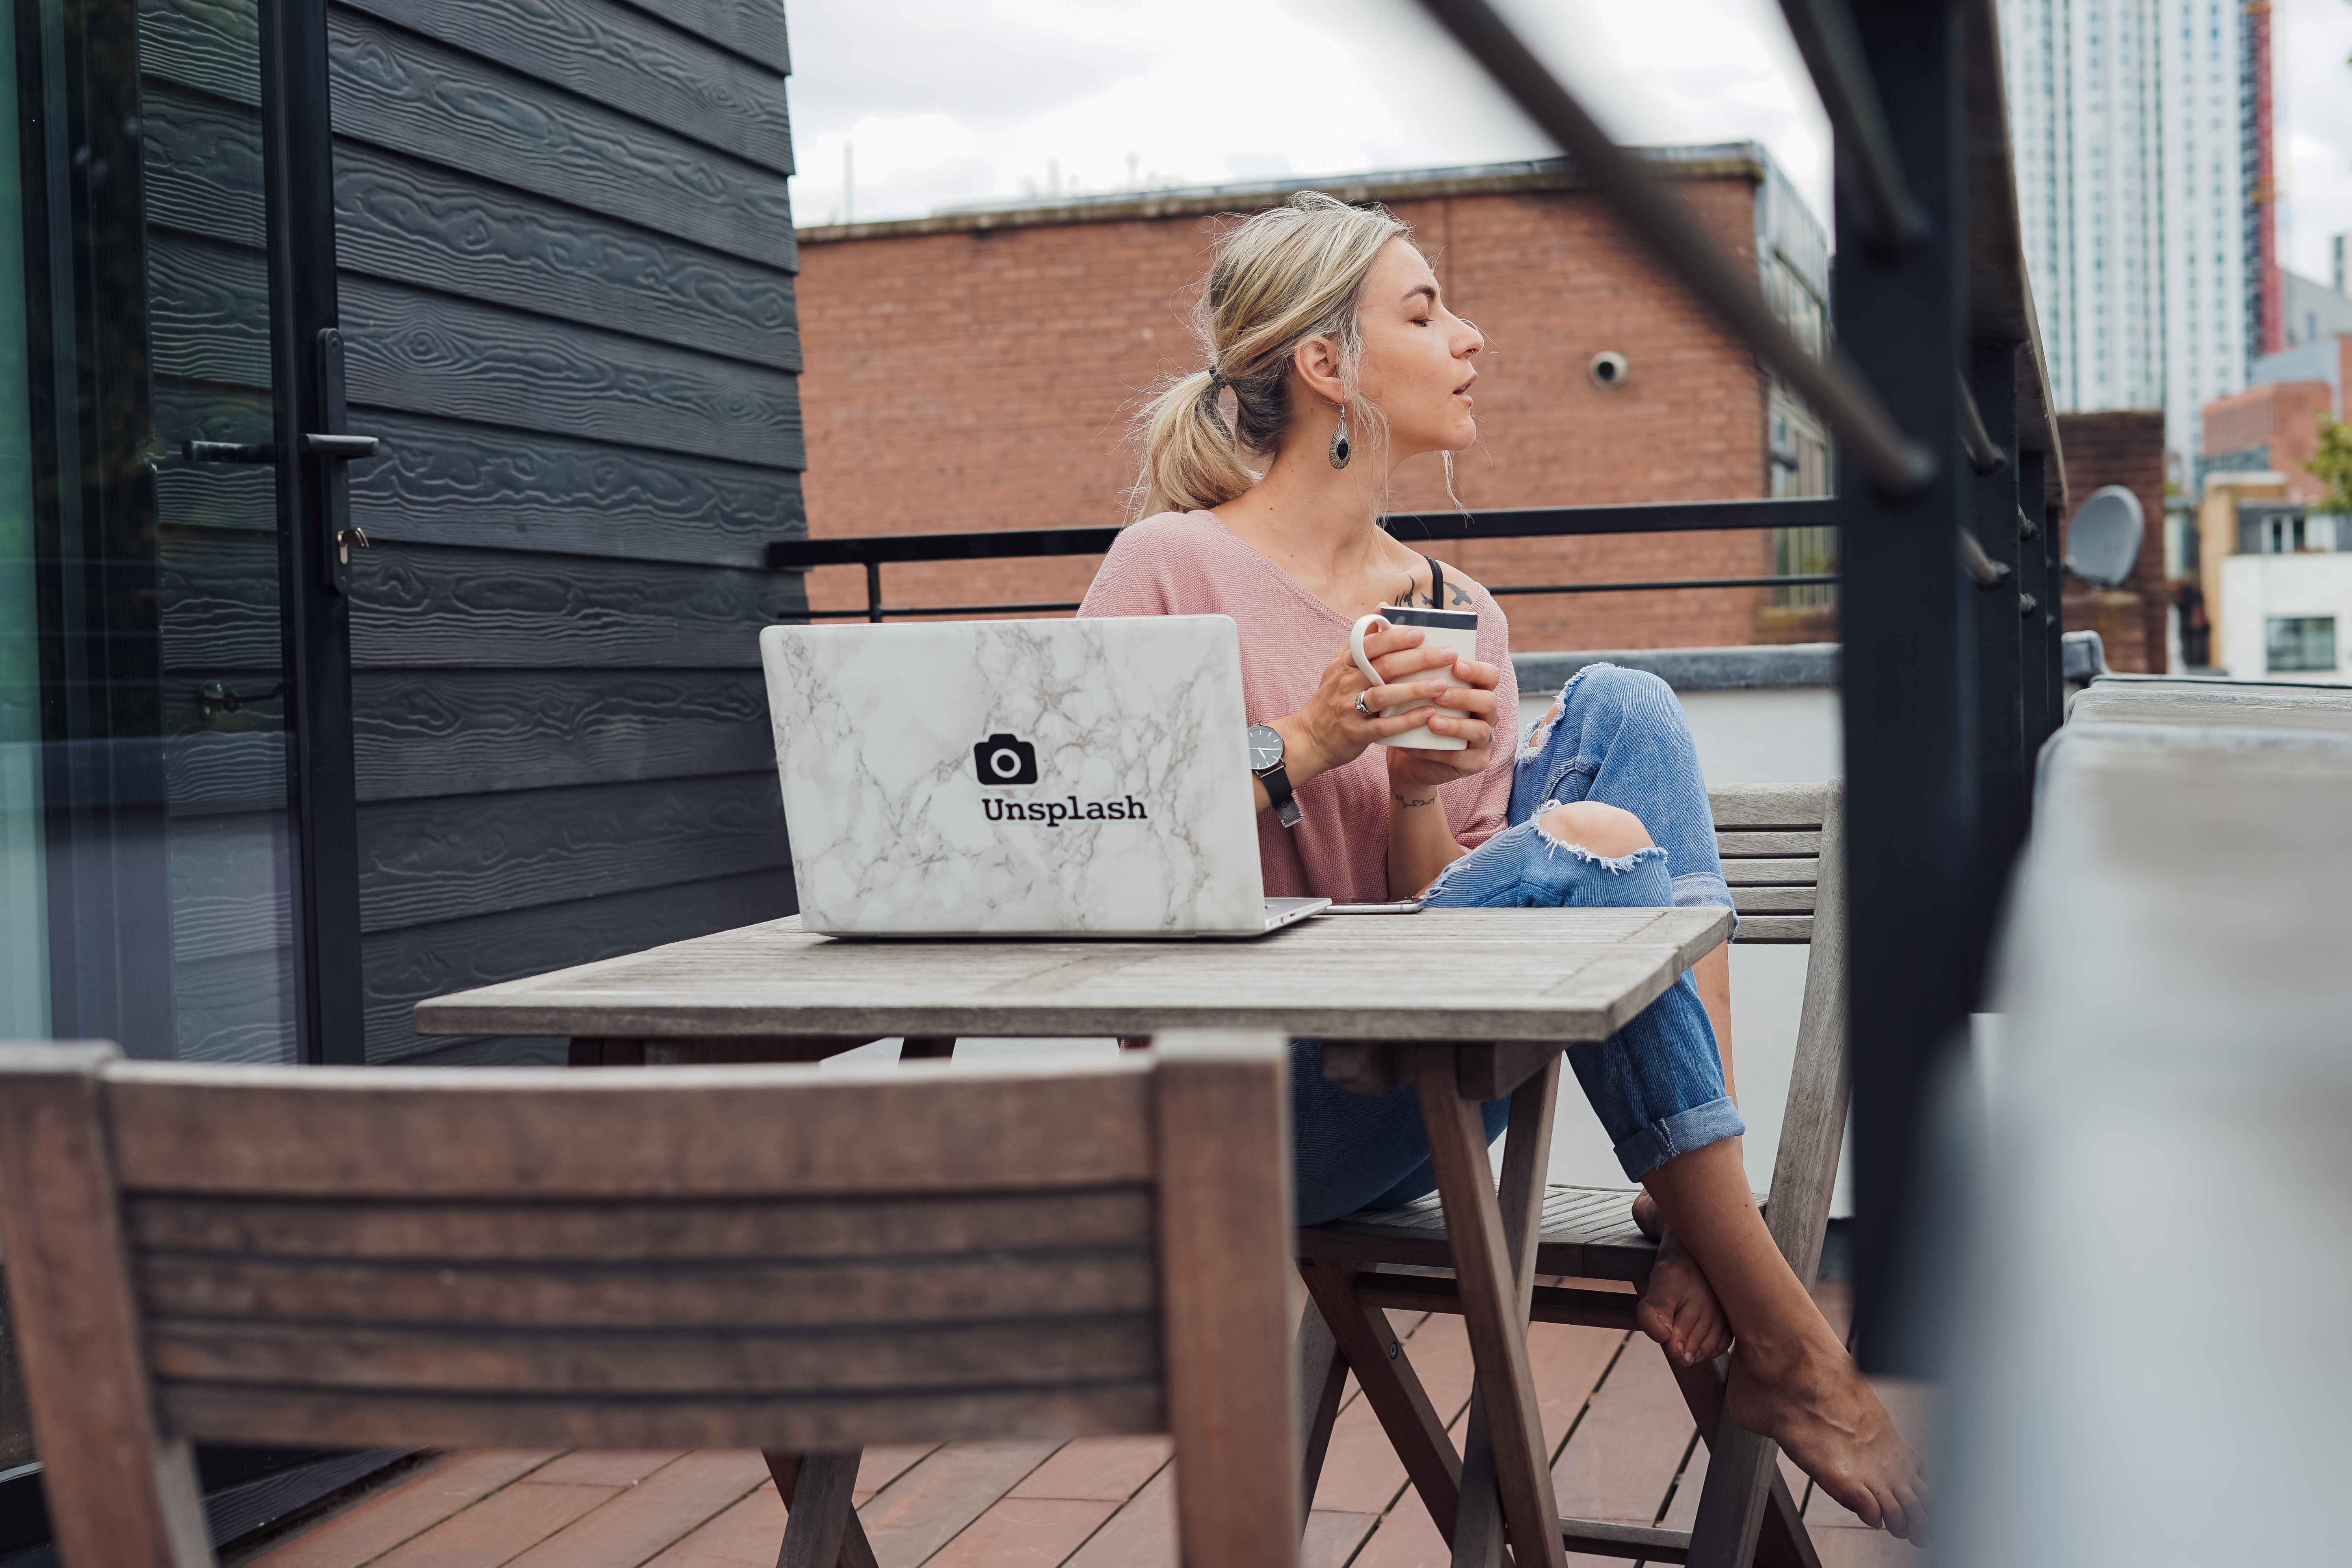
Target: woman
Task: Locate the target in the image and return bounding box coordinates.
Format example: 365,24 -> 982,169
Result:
1078,192 -> 1927,1542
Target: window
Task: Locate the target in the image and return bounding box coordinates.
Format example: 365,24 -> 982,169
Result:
2266,617 -> 2339,674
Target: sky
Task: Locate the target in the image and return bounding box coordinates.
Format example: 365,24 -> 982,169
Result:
783,0 -> 2352,286
782,0 -> 1829,226
2277,0 -> 2352,283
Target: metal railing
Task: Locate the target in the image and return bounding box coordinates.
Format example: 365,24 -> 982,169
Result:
766,498 -> 1841,623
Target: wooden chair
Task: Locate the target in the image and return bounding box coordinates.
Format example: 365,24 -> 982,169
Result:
1294,781 -> 1848,1568
0,1034 -> 1299,1568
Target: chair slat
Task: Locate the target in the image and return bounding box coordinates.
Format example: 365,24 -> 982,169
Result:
149,1315 -> 1159,1394
106,1066 -> 1155,1197
1719,858 -> 1819,887
1728,915 -> 1813,945
1301,1183 -> 1661,1284
1715,830 -> 1822,858
156,1381 -> 1167,1454
128,1189 -> 1151,1261
1730,887 -> 1815,915
135,1249 -> 1157,1328
1705,783 -> 1830,828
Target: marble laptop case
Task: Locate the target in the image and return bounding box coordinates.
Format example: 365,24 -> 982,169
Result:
759,616 -> 1329,937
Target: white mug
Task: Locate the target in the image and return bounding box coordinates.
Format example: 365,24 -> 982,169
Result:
1350,606 -> 1479,750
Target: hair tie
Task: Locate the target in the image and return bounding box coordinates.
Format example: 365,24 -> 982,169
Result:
1206,368 -> 1228,391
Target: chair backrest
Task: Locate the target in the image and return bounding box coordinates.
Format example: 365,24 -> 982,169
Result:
1708,781 -> 1829,946
0,1035 -> 1299,1568
1706,781 -> 1849,1289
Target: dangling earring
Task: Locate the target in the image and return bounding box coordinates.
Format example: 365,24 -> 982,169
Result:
1328,402 -> 1352,469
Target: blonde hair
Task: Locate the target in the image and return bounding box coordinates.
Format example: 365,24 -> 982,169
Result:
1131,191 -> 1409,519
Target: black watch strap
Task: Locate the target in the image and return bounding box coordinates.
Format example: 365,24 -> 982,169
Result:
1259,761 -> 1303,828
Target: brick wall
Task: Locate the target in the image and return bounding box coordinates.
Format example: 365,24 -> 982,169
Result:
2200,380 -> 2335,502
2056,410 -> 2167,672
792,173 -> 1785,652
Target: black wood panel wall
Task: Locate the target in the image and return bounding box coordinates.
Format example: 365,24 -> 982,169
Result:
324,0 -> 805,1062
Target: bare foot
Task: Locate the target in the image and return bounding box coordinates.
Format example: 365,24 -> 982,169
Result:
1631,1192 -> 1730,1364
1635,1229 -> 1731,1367
1726,1326 -> 1932,1544
1630,1189 -> 1663,1239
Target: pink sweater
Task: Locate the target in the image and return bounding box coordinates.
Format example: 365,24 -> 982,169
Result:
1079,510 -> 1521,902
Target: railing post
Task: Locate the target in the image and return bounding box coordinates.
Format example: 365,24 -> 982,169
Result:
1835,0 -> 1973,1375
2043,496 -> 2066,722
2014,448 -> 2054,780
1967,342 -> 2023,983
866,561 -> 883,623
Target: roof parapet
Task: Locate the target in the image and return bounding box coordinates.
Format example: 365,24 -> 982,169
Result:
794,147 -> 1769,246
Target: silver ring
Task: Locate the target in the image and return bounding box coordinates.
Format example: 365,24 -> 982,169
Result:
1354,690 -> 1375,718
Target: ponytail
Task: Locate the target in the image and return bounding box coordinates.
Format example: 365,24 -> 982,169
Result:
1134,370 -> 1258,518
1128,191 -> 1409,521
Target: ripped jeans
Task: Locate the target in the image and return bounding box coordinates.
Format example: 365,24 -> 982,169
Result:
1291,664 -> 1744,1226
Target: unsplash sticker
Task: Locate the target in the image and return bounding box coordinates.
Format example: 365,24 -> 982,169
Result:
982,794 -> 1148,827
973,732 -> 1148,827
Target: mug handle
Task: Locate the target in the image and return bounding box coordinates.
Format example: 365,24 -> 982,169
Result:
1349,613 -> 1389,688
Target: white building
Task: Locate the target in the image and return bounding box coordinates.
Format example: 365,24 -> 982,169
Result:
1999,0 -> 2252,455
2220,553 -> 2352,681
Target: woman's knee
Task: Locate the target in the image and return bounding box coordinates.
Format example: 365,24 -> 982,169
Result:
1569,664 -> 1682,729
1536,800 -> 1654,859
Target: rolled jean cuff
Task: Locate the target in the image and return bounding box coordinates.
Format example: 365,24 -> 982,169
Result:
1612,1094 -> 1746,1181
1671,870 -> 1737,938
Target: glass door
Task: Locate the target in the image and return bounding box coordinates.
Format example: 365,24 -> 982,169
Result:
3,0 -> 360,1064
3,0 -> 362,1513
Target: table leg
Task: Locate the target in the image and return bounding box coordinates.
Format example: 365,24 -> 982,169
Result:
1294,1277 -> 1350,1516
765,1451 -> 879,1568
1301,1257 -> 1462,1537
1448,1053 -> 1562,1568
1417,1047 -> 1569,1568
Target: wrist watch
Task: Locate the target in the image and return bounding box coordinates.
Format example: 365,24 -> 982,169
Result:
1246,723 -> 1303,828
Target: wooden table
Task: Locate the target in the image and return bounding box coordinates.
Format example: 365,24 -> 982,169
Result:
417,904 -> 1732,1568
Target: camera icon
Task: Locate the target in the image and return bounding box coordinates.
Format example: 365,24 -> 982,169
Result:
973,732 -> 1039,786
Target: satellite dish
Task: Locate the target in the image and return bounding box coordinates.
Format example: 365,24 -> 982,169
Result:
2065,485 -> 2144,588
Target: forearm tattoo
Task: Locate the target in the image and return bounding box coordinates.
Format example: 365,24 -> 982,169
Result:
1393,791 -> 1441,809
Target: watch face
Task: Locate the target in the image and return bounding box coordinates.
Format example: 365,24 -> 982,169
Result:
1246,724 -> 1283,770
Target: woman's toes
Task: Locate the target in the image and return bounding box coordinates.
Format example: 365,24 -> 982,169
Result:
1830,1475 -> 1882,1530
1889,1478 -> 1930,1544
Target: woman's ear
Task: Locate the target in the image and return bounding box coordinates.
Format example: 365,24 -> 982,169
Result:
1290,334 -> 1346,407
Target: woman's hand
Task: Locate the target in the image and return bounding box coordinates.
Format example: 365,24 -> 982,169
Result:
1278,624 -> 1469,785
1386,653 -> 1503,796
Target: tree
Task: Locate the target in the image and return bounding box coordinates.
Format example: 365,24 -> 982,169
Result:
2309,413 -> 2352,515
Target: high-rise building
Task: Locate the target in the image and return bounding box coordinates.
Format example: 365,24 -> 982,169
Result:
1999,0 -> 2274,456
2242,0 -> 2278,358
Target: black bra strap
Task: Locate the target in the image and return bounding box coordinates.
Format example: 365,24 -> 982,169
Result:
1422,555 -> 1445,609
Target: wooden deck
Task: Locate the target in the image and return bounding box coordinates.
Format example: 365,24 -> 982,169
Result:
225,1281 -> 1930,1568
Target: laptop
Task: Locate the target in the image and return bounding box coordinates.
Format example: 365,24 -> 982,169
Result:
759,616 -> 1330,938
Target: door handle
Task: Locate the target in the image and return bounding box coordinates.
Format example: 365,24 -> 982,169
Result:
183,440 -> 277,463
182,433 -> 381,463
313,328 -> 380,594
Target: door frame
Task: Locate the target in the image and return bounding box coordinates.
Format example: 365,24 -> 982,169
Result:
260,0 -> 365,1064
